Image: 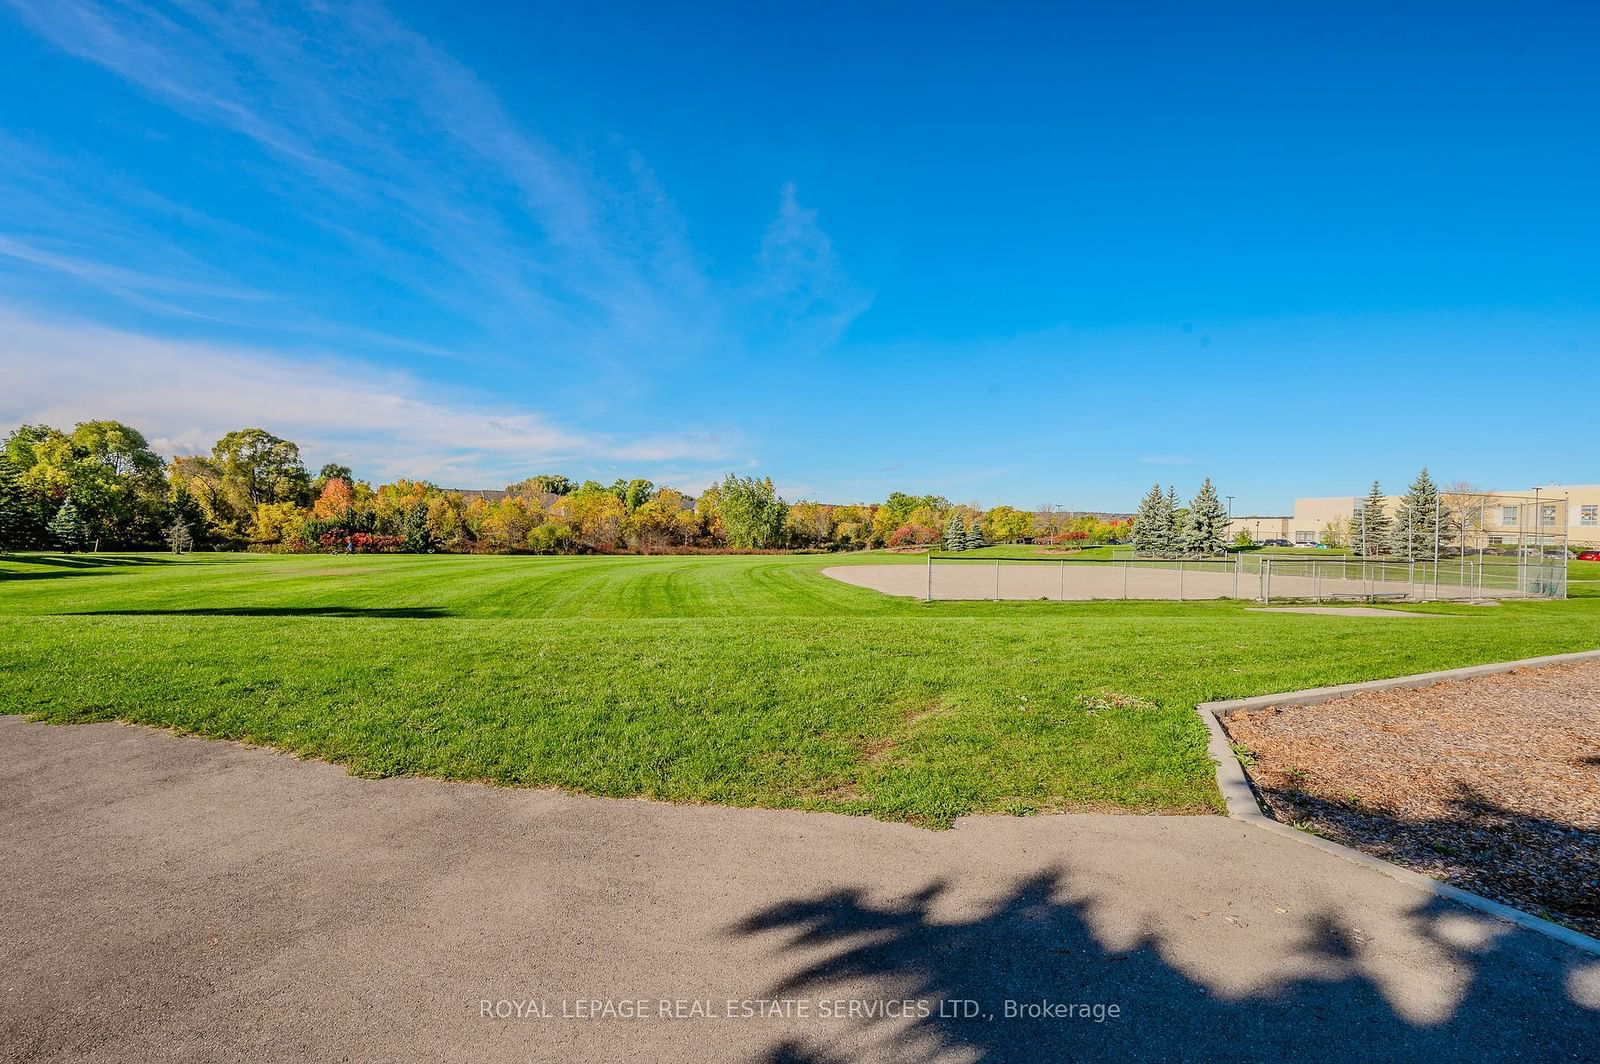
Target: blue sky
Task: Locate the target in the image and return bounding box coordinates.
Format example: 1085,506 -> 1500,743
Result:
0,1 -> 1596,511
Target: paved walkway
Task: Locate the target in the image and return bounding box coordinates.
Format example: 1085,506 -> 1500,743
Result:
3,717 -> 1596,1062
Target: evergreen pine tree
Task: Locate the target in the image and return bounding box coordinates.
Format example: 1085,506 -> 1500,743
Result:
1156,486 -> 1180,557
1388,468 -> 1441,560
1387,500 -> 1412,558
1183,478 -> 1229,556
963,519 -> 984,550
48,498 -> 89,552
170,483 -> 207,548
0,455 -> 25,552
1131,483 -> 1166,557
402,501 -> 436,553
165,518 -> 194,554
1353,480 -> 1389,558
943,511 -> 965,551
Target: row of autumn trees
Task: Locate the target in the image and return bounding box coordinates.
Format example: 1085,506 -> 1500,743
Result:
0,420 -> 1131,555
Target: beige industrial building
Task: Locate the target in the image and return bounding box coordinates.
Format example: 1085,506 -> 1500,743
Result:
1288,485 -> 1600,548
1226,515 -> 1291,543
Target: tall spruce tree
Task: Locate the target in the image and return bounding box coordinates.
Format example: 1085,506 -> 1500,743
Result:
48,498 -> 89,552
170,483 -> 207,549
1353,480 -> 1389,558
1183,478 -> 1229,556
0,455 -> 25,552
1131,484 -> 1164,556
1132,483 -> 1178,557
942,511 -> 965,551
401,501 -> 436,553
1161,486 -> 1181,556
963,519 -> 984,550
1388,468 -> 1442,560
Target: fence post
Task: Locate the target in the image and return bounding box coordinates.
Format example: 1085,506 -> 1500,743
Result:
1262,559 -> 1271,603
1233,554 -> 1240,598
1059,558 -> 1065,602
1314,562 -> 1320,603
1122,560 -> 1129,599
1534,488 -> 1540,596
926,552 -> 932,603
1408,561 -> 1415,600
994,560 -> 1000,602
1178,558 -> 1185,601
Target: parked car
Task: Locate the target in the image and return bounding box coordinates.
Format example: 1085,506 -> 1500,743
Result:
1259,538 -> 1293,547
1578,550 -> 1600,562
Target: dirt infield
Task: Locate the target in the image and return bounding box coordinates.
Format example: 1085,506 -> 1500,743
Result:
824,562 -> 1430,602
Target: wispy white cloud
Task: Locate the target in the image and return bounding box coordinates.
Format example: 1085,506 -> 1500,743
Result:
0,234 -> 267,308
749,182 -> 873,350
0,306 -> 736,484
0,0 -> 870,480
0,0 -> 858,371
0,0 -> 652,341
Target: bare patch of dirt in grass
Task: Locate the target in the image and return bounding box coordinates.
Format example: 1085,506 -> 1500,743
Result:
861,738 -> 900,763
1077,692 -> 1158,715
813,781 -> 865,802
1226,661 -> 1600,937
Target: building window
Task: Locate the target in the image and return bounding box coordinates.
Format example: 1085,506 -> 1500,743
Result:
1295,530 -> 1315,544
1543,505 -> 1557,526
1488,536 -> 1503,546
1502,506 -> 1518,525
1582,505 -> 1598,527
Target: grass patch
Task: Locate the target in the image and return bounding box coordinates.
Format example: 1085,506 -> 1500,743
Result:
3,550 -> 1599,826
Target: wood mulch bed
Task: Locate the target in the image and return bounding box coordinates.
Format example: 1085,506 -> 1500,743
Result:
1224,660 -> 1600,939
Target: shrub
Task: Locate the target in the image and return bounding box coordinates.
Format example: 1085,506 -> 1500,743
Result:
526,522 -> 575,554
886,523 -> 937,547
317,530 -> 403,553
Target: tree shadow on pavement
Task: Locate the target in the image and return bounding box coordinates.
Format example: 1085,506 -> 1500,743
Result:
731,867 -> 1599,1063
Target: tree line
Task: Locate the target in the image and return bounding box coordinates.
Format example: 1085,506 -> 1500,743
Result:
0,419 -> 1130,555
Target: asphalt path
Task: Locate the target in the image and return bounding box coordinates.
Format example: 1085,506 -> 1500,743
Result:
3,717 -> 1596,1062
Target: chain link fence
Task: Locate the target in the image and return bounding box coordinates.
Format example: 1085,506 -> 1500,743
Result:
919,551 -> 1565,603
916,491 -> 1568,603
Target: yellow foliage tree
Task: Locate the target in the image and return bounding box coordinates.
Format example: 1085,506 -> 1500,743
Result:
249,500 -> 306,546
553,488 -> 626,551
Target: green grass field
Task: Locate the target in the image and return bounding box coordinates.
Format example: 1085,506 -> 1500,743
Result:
5,550 -> 1600,826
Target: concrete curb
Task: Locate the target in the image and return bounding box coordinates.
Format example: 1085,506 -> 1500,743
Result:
1197,649 -> 1600,958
